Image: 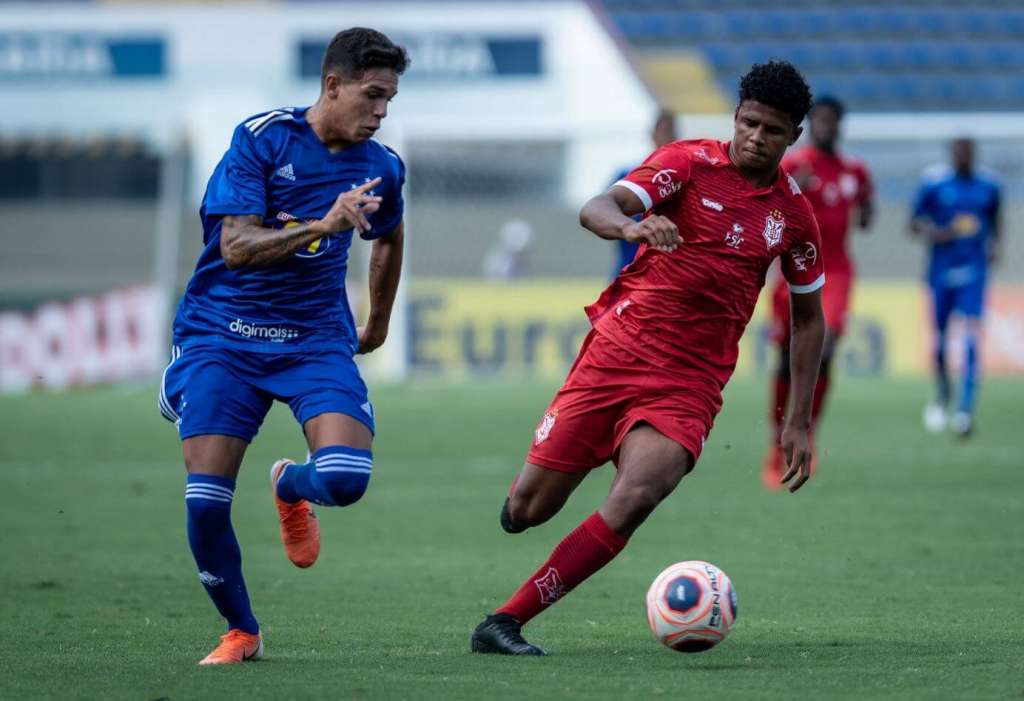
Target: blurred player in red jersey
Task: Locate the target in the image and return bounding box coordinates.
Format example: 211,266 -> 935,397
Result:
761,96 -> 874,490
470,62 -> 825,656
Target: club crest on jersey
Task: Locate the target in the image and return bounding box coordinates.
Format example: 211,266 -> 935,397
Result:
762,209 -> 785,249
535,409 -> 558,445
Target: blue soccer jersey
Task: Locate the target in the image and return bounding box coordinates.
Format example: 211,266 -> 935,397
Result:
912,165 -> 1000,288
173,107 -> 405,354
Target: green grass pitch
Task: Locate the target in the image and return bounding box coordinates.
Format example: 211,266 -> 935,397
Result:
0,376 -> 1021,700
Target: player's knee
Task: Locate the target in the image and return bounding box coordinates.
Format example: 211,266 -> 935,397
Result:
609,483 -> 665,527
320,469 -> 371,507
504,492 -> 552,532
500,497 -> 526,534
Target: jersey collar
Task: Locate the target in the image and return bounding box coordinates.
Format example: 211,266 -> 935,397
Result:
720,141 -> 788,196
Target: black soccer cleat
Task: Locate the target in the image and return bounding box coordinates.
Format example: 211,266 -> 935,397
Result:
470,613 -> 548,656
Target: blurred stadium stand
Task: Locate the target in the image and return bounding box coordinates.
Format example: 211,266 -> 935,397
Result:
600,2 -> 1024,111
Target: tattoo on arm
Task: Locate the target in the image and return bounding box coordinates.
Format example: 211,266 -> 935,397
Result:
220,215 -> 326,269
366,224 -> 404,326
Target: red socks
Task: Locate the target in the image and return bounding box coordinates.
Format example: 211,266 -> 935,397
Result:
496,512 -> 628,624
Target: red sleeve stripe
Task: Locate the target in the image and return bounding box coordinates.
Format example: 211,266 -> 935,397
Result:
789,273 -> 826,294
613,179 -> 652,212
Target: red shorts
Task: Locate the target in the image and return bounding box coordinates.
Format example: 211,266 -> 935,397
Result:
770,271 -> 853,345
526,331 -> 723,473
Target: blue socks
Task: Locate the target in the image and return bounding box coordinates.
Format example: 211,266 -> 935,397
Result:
275,446 -> 373,507
958,330 -> 979,414
185,474 -> 258,634
185,448 -> 371,633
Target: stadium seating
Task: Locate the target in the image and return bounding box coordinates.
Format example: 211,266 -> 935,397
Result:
601,3 -> 1024,110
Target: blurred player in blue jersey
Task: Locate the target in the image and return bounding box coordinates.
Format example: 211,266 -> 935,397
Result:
158,28 -> 408,664
910,137 -> 1002,438
608,109 -> 677,277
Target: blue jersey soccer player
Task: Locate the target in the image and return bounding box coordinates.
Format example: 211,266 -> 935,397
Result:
910,137 -> 1002,438
158,28 -> 409,664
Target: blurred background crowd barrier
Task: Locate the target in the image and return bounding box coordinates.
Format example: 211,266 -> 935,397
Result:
1,0 -> 1022,393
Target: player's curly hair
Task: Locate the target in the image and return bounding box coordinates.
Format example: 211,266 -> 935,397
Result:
737,61 -> 813,127
322,28 -> 410,83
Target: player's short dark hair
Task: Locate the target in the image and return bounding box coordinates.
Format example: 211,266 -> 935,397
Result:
811,95 -> 845,120
321,28 -> 410,83
737,61 -> 813,127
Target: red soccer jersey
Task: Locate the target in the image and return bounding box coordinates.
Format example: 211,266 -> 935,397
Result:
780,145 -> 872,275
588,139 -> 823,388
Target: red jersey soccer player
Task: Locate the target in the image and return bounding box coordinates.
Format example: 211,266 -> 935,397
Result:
761,96 -> 874,490
470,62 -> 825,656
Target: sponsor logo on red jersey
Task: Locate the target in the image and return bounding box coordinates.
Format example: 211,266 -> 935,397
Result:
651,168 -> 681,199
789,241 -> 818,272
694,147 -> 721,165
724,223 -> 744,249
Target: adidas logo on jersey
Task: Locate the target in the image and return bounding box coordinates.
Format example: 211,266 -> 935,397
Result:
276,163 -> 296,181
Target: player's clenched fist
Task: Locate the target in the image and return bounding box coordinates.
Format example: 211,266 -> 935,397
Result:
622,215 -> 682,252
318,177 -> 383,235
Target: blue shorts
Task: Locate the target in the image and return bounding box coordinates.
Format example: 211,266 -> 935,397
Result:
158,343 -> 374,443
930,279 -> 986,327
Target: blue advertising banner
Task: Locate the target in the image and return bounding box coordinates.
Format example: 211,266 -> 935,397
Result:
298,34 -> 542,81
0,33 -> 165,80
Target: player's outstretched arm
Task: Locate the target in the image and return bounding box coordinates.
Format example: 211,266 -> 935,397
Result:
220,178 -> 383,269
781,289 -> 825,493
357,222 -> 404,354
579,187 -> 680,252
908,216 -> 955,245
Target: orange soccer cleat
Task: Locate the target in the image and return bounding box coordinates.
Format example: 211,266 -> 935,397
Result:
760,444 -> 785,491
198,629 -> 263,666
270,459 -> 320,568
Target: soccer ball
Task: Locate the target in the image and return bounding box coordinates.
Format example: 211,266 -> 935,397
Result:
645,560 -> 737,653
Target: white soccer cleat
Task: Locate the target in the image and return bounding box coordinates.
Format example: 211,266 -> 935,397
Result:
950,411 -> 974,438
922,402 -> 947,434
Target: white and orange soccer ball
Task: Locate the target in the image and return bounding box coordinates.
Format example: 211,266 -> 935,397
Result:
645,560 -> 737,653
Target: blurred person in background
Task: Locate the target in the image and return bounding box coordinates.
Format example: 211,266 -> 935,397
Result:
471,61 -> 823,656
158,28 -> 408,664
761,95 -> 874,490
483,218 -> 534,279
608,109 -> 678,278
911,137 -> 1002,438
